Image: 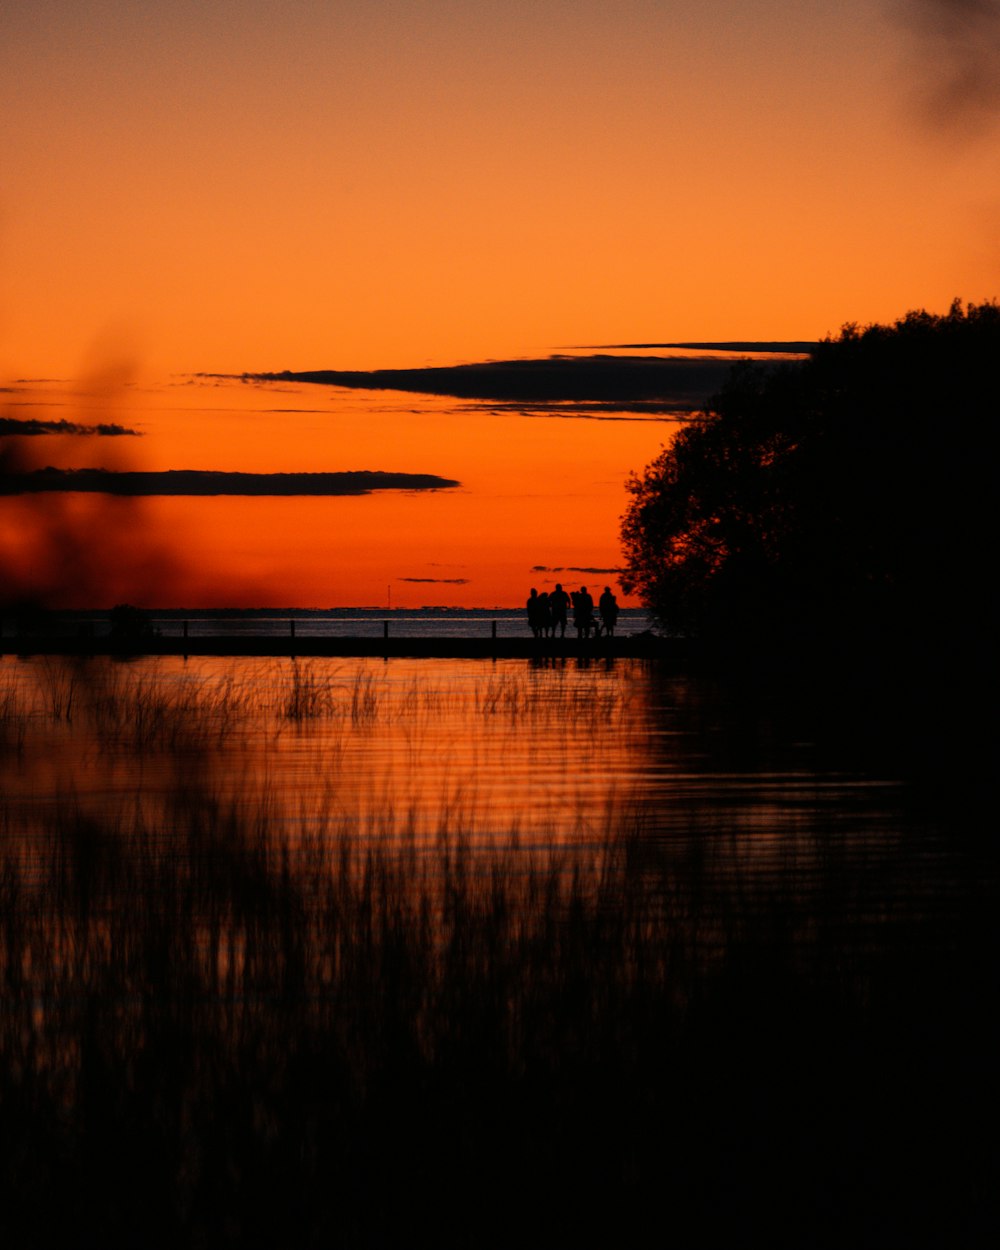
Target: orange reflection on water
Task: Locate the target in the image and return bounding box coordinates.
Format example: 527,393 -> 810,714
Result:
1,654 -> 898,883
0,656 -> 665,855
0,652 -> 935,1008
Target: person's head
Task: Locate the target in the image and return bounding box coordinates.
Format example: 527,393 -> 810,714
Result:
581,585 -> 587,594
555,582 -> 562,593
530,587 -> 537,597
604,585 -> 610,594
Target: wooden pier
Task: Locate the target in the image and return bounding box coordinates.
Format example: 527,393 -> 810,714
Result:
1,632 -> 687,661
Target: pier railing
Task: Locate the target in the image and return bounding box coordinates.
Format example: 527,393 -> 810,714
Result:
0,612 -> 676,660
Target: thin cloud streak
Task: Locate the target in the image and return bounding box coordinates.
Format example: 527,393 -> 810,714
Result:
0,469 -> 461,496
475,402 -> 689,422
399,577 -> 471,585
531,565 -> 622,575
0,416 -> 141,437
578,341 -> 817,355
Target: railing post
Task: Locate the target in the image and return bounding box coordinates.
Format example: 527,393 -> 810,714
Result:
383,620 -> 389,640
491,620 -> 497,640
290,618 -> 296,638
183,620 -> 189,639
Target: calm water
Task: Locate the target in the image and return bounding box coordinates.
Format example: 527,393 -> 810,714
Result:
2,651 -> 993,1246
1,652 -> 981,933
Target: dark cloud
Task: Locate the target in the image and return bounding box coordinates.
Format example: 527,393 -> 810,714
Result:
892,0 -> 1000,135
472,400 -> 688,421
579,341 -> 817,354
0,416 -> 141,437
0,469 -> 461,496
211,355 -> 746,406
399,577 -> 471,585
531,565 -> 623,575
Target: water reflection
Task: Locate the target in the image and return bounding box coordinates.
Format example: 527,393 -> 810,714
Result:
0,652 -> 969,865
0,654 -> 992,1246
2,651 -> 980,980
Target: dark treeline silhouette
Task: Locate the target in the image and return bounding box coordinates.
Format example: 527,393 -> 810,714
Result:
620,300 -> 997,674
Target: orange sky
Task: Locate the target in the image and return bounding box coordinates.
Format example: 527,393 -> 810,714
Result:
2,2 -> 997,607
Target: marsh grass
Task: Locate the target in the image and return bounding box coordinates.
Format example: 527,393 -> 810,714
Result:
0,674 -> 29,754
83,668 -> 260,752
36,654 -> 80,721
281,662 -> 341,722
475,669 -> 625,726
1,801 -> 992,1249
0,658 -> 994,1248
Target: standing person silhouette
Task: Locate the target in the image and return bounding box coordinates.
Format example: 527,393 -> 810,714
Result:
549,583 -> 570,638
538,591 -> 553,638
526,588 -> 542,638
574,585 -> 594,638
599,586 -> 619,637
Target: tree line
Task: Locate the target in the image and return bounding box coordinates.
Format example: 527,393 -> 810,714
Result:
620,300 -> 997,668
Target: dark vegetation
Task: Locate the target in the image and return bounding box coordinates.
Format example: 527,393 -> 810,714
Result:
0,658 -> 995,1248
620,301 -> 997,672
1,793 -> 994,1248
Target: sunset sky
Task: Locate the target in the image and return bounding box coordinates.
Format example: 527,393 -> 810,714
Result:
2,1 -> 997,608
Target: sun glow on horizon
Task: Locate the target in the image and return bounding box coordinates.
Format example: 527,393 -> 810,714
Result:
2,1 -> 997,607
1,375 -> 665,608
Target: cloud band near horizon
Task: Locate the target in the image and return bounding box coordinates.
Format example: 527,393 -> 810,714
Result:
0,469 -> 461,496
0,417 -> 141,437
213,352 -> 807,407
399,577 -> 470,585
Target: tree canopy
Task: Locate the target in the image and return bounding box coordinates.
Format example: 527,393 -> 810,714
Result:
620,301 -> 997,660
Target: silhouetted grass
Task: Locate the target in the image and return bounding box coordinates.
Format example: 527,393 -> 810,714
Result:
0,673 -> 29,753
0,660 -> 995,1248
2,798 -> 994,1248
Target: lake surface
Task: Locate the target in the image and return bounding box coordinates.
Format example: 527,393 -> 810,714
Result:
2,652 -> 993,1246
1,652 -> 980,940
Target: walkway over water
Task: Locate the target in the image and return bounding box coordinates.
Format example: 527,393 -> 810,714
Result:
2,633 -> 686,660
1,607 -> 681,658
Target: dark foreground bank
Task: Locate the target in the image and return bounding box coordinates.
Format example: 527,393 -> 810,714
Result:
1,792 -> 995,1249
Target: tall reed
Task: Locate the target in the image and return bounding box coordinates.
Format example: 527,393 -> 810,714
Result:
0,656 -> 992,1248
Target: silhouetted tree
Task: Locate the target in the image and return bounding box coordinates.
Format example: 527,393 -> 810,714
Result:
620,300 -> 998,661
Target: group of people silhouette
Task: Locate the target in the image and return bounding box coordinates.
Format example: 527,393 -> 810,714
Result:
526,583 -> 619,639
